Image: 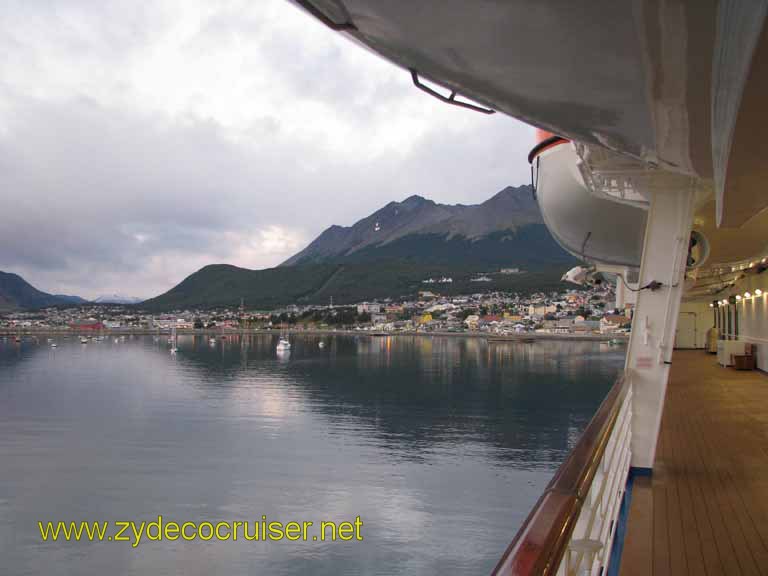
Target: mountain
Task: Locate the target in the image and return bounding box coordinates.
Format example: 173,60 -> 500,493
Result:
142,185 -> 576,311
0,271 -> 86,311
91,294 -> 144,305
53,294 -> 88,305
142,263 -> 343,311
282,186 -> 543,265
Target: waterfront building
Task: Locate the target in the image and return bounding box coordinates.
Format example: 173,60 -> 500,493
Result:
356,302 -> 382,315
599,315 -> 631,334
463,315 -> 479,330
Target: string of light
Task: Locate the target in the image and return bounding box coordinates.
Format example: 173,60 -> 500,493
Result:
711,287 -> 764,307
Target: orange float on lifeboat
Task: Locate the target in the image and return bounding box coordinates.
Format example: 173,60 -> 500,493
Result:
528,130 -> 570,164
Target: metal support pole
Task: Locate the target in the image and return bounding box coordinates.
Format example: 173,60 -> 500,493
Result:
626,188 -> 695,469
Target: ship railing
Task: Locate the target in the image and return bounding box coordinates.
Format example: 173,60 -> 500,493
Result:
492,374 -> 632,576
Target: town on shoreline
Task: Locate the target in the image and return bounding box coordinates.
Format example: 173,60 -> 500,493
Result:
2,284 -> 632,340
0,327 -> 627,343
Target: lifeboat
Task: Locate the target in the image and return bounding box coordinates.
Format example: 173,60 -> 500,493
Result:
529,130 -> 768,298
528,130 -> 647,270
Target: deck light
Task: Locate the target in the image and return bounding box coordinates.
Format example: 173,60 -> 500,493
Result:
736,294 -> 742,301
709,303 -> 714,307
744,292 -> 752,298
756,289 -> 763,296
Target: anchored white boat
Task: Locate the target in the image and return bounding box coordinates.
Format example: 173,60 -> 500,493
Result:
170,326 -> 178,354
276,337 -> 291,353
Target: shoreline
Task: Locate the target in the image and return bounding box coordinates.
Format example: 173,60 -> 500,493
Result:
0,328 -> 628,342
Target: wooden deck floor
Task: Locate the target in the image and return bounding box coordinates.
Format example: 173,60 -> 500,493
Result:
619,350 -> 768,576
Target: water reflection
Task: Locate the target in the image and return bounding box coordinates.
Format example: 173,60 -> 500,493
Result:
0,335 -> 624,576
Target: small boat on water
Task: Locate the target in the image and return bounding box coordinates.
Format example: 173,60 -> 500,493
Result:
170,326 -> 178,353
318,341 -> 325,349
80,337 -> 88,344
276,337 -> 291,352
50,342 -> 57,348
14,336 -> 21,343
209,337 -> 216,345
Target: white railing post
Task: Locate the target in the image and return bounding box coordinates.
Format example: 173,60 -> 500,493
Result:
492,378 -> 633,576
564,382 -> 632,576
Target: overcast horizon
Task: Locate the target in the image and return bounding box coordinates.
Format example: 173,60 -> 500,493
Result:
0,0 -> 534,300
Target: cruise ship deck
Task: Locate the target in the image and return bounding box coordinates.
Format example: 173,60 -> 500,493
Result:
620,350 -> 768,576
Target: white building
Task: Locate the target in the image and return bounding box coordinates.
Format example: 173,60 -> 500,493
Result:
357,302 -> 382,315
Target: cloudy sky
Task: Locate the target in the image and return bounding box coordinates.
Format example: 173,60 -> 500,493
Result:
0,0 -> 533,299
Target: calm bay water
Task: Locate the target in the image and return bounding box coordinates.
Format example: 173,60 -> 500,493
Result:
0,334 -> 625,575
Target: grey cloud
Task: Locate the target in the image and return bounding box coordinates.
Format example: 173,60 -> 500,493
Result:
0,0 -> 533,300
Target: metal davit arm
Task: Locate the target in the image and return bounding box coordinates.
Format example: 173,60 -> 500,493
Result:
491,375 -> 632,576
